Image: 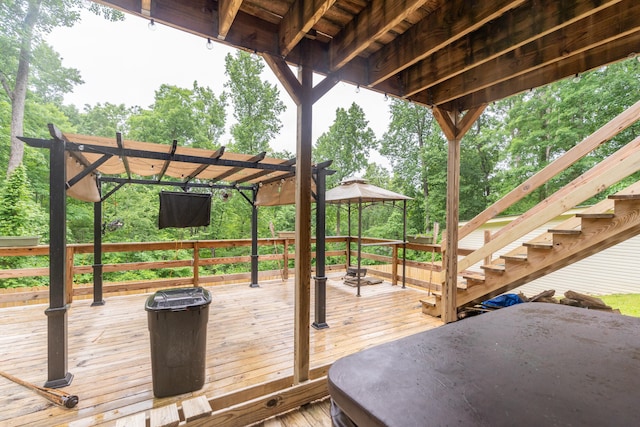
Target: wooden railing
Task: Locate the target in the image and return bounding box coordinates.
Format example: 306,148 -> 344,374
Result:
0,237 -> 450,307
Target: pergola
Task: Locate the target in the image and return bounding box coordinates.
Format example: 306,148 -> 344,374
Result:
20,127 -> 334,388
58,0 -> 640,388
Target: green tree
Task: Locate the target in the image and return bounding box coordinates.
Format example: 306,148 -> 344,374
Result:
314,102 -> 377,189
0,163 -> 46,236
380,99 -> 445,233
127,82 -> 226,149
0,0 -> 122,176
223,51 -> 285,153
76,102 -> 131,137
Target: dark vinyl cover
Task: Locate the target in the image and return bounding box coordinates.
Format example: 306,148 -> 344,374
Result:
158,191 -> 212,229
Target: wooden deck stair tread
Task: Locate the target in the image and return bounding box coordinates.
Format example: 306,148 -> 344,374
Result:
523,241 -> 553,249
481,263 -> 505,272
182,395 -> 212,422
150,404 -> 180,427
576,212 -> 615,219
609,193 -> 640,200
501,254 -> 528,261
115,413 -> 146,427
548,228 -> 581,235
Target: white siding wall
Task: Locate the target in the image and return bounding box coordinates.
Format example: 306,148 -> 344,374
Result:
459,212 -> 640,297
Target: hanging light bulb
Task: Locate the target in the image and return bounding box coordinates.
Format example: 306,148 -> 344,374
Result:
384,93 -> 389,102
355,84 -> 360,94
206,38 -> 214,50
572,73 -> 581,83
148,19 -> 156,31
251,50 -> 258,59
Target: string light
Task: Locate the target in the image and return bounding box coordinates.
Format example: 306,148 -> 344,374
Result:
206,38 -> 214,50
147,19 -> 156,31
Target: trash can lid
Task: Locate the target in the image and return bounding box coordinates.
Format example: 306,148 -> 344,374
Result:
145,287 -> 212,312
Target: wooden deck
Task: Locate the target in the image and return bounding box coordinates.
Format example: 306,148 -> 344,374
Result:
0,273 -> 442,426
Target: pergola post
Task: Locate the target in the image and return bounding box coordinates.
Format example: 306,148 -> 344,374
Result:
433,105 -> 486,323
312,165 -> 329,329
45,124 -> 73,388
250,186 -> 259,288
92,180 -> 105,306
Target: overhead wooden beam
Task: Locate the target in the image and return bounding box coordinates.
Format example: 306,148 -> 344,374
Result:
423,0 -> 640,106
279,0 -> 337,57
329,0 -> 426,71
263,54 -> 302,105
402,0 -> 622,98
428,22 -> 640,111
218,0 -> 243,40
367,0 -> 526,87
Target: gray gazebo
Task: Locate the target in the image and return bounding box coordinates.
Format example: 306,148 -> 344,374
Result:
326,178 -> 412,296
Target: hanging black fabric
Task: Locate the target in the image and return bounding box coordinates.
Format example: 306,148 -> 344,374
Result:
158,191 -> 212,229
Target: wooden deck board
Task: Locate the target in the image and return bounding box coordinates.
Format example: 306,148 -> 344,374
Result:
0,274 -> 442,426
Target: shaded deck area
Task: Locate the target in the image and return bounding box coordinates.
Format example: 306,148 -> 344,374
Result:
0,273 -> 442,426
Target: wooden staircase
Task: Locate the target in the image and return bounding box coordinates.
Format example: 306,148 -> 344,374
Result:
422,187 -> 640,318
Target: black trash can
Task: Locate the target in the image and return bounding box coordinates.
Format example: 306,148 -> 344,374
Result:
145,287 -> 212,398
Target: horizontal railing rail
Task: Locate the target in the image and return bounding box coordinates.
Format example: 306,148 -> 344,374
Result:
0,236 -> 457,307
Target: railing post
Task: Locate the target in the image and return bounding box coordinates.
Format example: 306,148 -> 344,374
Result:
193,241 -> 200,287
283,239 -> 289,280
391,244 -> 398,286
65,247 -> 74,304
484,230 -> 492,266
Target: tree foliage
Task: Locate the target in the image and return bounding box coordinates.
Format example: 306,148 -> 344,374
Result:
223,51 -> 285,153
0,0 -> 122,175
314,102 -> 377,189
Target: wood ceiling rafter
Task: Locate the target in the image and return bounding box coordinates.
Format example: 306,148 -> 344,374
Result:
365,0 -> 527,87
328,0 -> 427,71
218,0 -> 243,40
416,0 -> 640,108
93,0 -> 640,112
279,0 -> 338,57
401,0 -> 624,99
437,30 -> 640,112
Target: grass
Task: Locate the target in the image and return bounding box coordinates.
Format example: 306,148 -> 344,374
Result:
598,294 -> 640,317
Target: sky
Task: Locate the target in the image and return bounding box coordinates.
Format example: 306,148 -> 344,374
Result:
46,9 -> 392,162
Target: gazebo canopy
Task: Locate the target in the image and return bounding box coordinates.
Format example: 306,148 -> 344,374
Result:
326,178 -> 412,203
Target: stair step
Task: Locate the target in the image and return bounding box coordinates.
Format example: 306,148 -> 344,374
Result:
548,228 -> 581,235
576,212 -> 615,219
420,296 -> 440,316
609,193 -> 640,200
523,241 -> 553,249
501,254 -> 527,262
462,272 -> 485,285
481,263 -> 505,273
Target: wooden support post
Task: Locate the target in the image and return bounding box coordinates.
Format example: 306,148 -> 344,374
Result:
433,105 -> 486,323
294,59 -> 313,384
